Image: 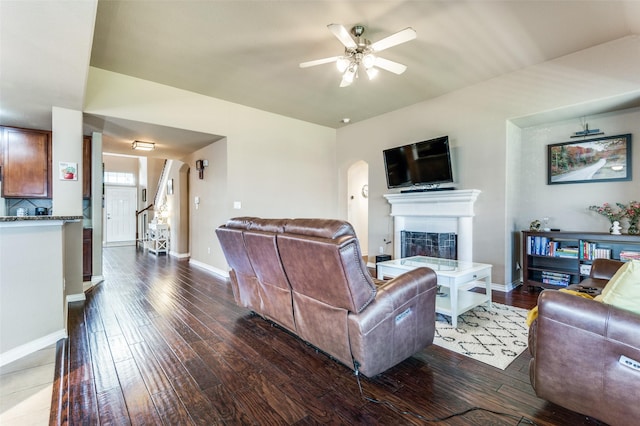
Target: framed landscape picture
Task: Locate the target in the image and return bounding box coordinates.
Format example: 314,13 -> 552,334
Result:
547,134 -> 632,185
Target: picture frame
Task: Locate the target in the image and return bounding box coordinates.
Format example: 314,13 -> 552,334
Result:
59,162 -> 78,181
167,178 -> 174,195
547,134 -> 632,185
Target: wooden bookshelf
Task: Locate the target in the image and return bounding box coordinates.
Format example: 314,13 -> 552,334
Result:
522,230 -> 640,289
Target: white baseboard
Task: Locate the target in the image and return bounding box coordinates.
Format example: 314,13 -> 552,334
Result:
0,329 -> 67,367
103,241 -> 136,247
189,259 -> 229,278
67,293 -> 86,303
170,251 -> 190,259
83,275 -> 105,292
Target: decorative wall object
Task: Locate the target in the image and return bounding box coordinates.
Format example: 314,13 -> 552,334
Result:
59,162 -> 78,180
548,134 -> 632,185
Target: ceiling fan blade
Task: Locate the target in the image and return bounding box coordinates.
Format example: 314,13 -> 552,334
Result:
299,56 -> 339,68
370,27 -> 416,52
374,57 -> 407,74
327,23 -> 357,49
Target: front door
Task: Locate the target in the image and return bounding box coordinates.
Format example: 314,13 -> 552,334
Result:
105,186 -> 137,245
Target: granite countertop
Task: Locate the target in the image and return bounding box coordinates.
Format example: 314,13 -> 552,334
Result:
0,215 -> 83,222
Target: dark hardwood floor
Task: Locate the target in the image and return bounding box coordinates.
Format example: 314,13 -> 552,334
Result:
50,247 -> 605,425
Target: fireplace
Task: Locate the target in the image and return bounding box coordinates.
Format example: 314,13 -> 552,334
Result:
401,231 -> 457,259
384,190 -> 480,262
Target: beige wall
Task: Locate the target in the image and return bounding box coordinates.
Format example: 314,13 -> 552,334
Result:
336,35 -> 640,286
103,154 -> 138,174
0,222 -> 67,362
52,107 -> 83,216
85,68 -> 338,272
515,107 -> 640,232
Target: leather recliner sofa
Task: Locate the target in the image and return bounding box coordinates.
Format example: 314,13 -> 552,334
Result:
528,259 -> 640,425
216,217 -> 438,377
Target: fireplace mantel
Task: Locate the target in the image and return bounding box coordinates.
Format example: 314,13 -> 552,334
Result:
384,190 -> 481,261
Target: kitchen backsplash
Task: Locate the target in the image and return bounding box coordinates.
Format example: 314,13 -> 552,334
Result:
4,198 -> 92,221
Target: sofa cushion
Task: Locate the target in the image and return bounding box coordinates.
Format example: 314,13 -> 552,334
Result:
594,259 -> 640,315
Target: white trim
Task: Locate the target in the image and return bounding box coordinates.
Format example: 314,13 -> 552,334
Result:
170,250 -> 190,259
83,275 -> 105,292
0,220 -> 64,228
0,329 -> 67,367
189,259 -> 229,278
67,293 -> 86,303
384,189 -> 481,262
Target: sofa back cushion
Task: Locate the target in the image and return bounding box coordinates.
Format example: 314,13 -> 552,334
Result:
215,226 -> 261,309
595,259 -> 640,315
244,224 -> 296,331
278,219 -> 376,313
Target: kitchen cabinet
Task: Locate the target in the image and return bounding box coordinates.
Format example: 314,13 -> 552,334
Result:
1,126 -> 51,198
83,135 -> 91,199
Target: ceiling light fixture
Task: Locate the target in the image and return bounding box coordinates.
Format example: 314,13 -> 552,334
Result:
300,24 -> 416,88
132,141 -> 155,151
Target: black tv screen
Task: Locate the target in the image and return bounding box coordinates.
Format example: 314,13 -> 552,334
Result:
383,136 -> 453,189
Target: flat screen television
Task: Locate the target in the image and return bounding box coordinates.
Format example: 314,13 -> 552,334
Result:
383,136 -> 454,190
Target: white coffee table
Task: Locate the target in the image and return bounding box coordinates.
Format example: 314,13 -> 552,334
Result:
377,256 -> 492,327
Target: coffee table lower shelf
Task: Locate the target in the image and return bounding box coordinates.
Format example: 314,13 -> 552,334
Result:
435,287 -> 491,323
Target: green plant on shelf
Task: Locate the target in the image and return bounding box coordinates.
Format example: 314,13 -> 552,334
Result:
589,203 -> 625,224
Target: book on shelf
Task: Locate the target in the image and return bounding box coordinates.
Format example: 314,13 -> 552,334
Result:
540,270 -> 571,286
580,264 -> 592,276
579,240 -> 612,260
527,236 -> 571,257
620,251 -> 640,261
555,247 -> 579,258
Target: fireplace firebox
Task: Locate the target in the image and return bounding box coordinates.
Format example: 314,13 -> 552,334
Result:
400,231 -> 457,260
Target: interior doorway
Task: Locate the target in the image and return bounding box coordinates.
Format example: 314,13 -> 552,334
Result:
347,161 -> 369,260
104,186 -> 137,245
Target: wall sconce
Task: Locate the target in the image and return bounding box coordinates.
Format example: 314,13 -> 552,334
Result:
132,140 -> 155,151
195,159 -> 208,179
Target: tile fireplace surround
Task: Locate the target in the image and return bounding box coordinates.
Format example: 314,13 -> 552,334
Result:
383,190 -> 481,262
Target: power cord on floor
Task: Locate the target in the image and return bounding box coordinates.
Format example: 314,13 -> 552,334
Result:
353,362 -> 537,425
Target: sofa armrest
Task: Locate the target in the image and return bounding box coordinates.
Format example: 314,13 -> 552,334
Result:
590,258 -> 624,281
347,267 -> 437,377
530,290 -> 640,425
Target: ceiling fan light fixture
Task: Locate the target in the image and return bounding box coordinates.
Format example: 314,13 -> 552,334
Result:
340,65 -> 357,87
336,56 -> 350,73
132,140 -> 155,151
366,67 -> 379,80
362,53 -> 376,69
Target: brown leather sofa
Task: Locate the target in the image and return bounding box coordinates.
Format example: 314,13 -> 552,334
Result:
529,259 -> 640,425
216,217 -> 438,377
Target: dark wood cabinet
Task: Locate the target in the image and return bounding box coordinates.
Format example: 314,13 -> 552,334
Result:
83,228 -> 92,281
83,136 -> 91,199
1,126 -> 52,198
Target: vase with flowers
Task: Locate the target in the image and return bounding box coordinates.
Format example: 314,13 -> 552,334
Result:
589,203 -> 625,234
622,201 -> 640,235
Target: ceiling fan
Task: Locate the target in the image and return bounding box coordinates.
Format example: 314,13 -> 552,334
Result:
300,24 -> 417,87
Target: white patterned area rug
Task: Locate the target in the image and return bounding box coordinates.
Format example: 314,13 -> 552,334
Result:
433,302 -> 529,370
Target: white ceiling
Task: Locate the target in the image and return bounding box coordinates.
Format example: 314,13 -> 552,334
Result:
2,1 -> 640,159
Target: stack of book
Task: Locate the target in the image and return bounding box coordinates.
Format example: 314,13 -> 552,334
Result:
554,247 -> 579,258
541,271 -> 570,286
620,251 -> 640,261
